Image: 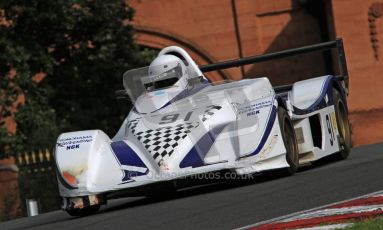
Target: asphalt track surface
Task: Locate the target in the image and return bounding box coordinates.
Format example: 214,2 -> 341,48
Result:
1,142 -> 383,230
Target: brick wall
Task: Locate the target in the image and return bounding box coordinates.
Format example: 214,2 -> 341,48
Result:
0,158 -> 20,220
130,0 -> 241,81
331,0 -> 383,145
235,0 -> 327,85
130,0 -> 326,84
130,0 -> 383,146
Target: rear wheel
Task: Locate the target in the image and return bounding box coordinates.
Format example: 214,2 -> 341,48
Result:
278,107 -> 299,175
332,88 -> 351,159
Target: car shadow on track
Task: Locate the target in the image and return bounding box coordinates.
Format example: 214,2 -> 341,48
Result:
99,173 -> 275,213
99,154 -> 345,215
94,151 -> 350,216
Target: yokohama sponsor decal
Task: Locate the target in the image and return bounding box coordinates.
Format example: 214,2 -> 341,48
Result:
237,190 -> 383,230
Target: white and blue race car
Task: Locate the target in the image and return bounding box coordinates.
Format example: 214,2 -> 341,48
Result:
54,39 -> 351,216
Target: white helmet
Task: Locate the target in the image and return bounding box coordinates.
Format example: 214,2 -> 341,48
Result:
146,54 -> 187,90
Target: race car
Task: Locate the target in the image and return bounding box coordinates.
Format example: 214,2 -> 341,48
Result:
54,39 -> 351,216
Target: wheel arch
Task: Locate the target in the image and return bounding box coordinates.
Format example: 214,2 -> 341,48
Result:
331,79 -> 349,113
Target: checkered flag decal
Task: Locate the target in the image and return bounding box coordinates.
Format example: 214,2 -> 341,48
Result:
125,105 -> 221,166
201,105 -> 222,122
127,120 -> 198,166
126,119 -> 139,134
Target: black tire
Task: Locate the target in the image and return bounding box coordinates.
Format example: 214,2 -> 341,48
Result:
278,106 -> 299,176
332,88 -> 352,160
66,204 -> 100,217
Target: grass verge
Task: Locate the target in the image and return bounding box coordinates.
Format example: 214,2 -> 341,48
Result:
345,217 -> 383,229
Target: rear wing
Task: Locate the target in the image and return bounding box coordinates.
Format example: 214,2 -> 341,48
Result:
199,38 -> 349,94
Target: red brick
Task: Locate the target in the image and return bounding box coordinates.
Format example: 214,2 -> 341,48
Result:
118,0 -> 383,146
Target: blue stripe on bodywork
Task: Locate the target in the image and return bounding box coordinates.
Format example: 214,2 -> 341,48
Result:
241,106 -> 278,158
111,141 -> 148,183
293,76 -> 334,115
180,105 -> 277,166
179,132 -> 211,168
179,124 -> 227,168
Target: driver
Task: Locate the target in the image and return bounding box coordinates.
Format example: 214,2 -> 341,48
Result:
146,54 -> 187,91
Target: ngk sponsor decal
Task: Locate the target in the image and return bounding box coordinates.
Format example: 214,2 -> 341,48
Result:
57,135 -> 93,150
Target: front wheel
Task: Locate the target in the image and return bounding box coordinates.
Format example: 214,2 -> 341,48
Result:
66,204 -> 101,216
278,106 -> 299,175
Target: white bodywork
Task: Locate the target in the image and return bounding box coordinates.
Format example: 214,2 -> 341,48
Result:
55,46 -> 347,201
